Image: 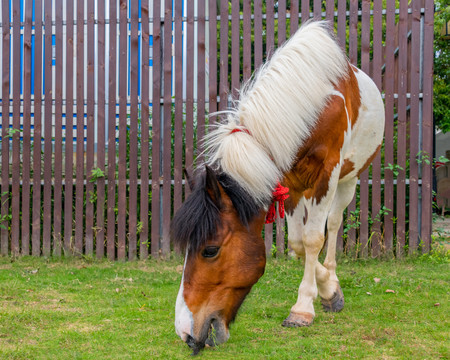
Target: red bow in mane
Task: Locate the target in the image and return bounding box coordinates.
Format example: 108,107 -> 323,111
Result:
230,127 -> 252,136
265,183 -> 290,224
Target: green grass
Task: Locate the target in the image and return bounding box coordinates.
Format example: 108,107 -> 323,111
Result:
0,253 -> 448,359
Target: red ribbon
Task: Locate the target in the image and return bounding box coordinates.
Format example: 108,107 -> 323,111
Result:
230,127 -> 252,136
265,182 -> 290,224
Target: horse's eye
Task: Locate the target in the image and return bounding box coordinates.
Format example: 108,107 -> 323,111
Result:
202,246 -> 220,258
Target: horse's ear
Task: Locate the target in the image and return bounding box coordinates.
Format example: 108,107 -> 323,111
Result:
204,165 -> 222,207
184,168 -> 195,191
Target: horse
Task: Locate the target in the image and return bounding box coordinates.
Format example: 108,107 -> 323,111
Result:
171,21 -> 385,354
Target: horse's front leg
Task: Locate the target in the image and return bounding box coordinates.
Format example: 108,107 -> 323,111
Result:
283,168 -> 340,327
283,227 -> 324,327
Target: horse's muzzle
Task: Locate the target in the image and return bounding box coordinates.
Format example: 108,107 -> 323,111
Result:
184,317 -> 230,355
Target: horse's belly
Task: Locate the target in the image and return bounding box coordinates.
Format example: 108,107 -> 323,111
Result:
340,68 -> 385,181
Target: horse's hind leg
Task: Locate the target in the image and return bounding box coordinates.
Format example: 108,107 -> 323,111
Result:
319,177 -> 358,312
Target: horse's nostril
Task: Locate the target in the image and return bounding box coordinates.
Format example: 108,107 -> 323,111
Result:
185,334 -> 195,349
185,334 -> 205,355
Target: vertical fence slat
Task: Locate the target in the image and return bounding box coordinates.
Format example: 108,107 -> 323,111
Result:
408,0 -> 421,254
184,1 -> 194,196
140,0 -> 150,259
32,0 -> 43,257
75,0 -> 85,255
371,0 -> 383,257
396,0 -> 408,257
348,0 -> 358,65
254,0 -> 269,254
313,0 -> 321,19
173,0 -> 183,216
254,0 -> 263,68
0,0 -> 10,256
11,0 -> 20,255
264,0 -> 275,255
118,0 -> 128,260
278,0 -> 286,45
337,225 -> 344,253
301,0 -> 309,24
231,0 -> 239,100
325,0 -> 334,21
85,0 -> 95,256
139,0 -> 150,260
128,0 -> 139,260
208,0 -> 218,141
276,0 -> 287,255
218,0 -> 229,112
264,217 -> 274,257
346,198 -> 357,253
161,0 -> 172,256
359,0 -> 370,257
43,0 -> 53,257
266,0 -> 274,59
197,0 -> 205,161
290,0 -> 299,34
336,0 -> 346,48
242,0 -> 251,80
420,0 -> 434,252
264,221 -> 273,257
96,0 -> 106,259
208,0 -> 217,115
346,0 -> 358,253
1,0 -> 10,255
53,0 -> 63,256
384,0 -> 396,254
128,0 -> 138,259
21,0 -> 33,256
151,0 -> 161,257
253,0 -> 269,247
276,208 -> 285,256
65,0 -> 74,256
107,0 -> 117,260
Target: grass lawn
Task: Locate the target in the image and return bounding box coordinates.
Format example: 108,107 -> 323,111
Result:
0,253 -> 448,359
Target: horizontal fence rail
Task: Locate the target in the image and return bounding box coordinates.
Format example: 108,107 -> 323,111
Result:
0,0 -> 435,259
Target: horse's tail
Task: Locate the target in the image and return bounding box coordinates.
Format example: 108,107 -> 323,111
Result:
204,118 -> 280,207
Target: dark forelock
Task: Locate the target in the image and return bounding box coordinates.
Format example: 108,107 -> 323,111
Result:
170,170 -> 263,254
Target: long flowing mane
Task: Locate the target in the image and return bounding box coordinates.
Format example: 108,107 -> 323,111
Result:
205,21 -> 349,205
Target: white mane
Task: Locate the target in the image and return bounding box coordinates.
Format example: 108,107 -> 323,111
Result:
205,21 -> 349,206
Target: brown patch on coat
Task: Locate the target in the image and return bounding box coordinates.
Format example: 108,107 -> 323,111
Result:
340,159 -> 355,179
284,65 -> 361,214
357,144 -> 382,177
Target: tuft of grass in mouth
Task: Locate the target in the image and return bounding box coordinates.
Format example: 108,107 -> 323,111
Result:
0,255 -> 448,359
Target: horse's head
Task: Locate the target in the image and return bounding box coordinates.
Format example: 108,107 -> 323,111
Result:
171,166 -> 266,354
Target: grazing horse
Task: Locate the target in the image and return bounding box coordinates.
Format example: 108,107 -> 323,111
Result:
171,21 -> 385,354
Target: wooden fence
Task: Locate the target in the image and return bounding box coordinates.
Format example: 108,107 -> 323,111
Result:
0,0 -> 435,259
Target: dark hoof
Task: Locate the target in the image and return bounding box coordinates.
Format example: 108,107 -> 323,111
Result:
321,284 -> 345,312
282,311 -> 314,327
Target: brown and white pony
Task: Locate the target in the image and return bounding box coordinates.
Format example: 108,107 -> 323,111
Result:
171,21 -> 385,354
